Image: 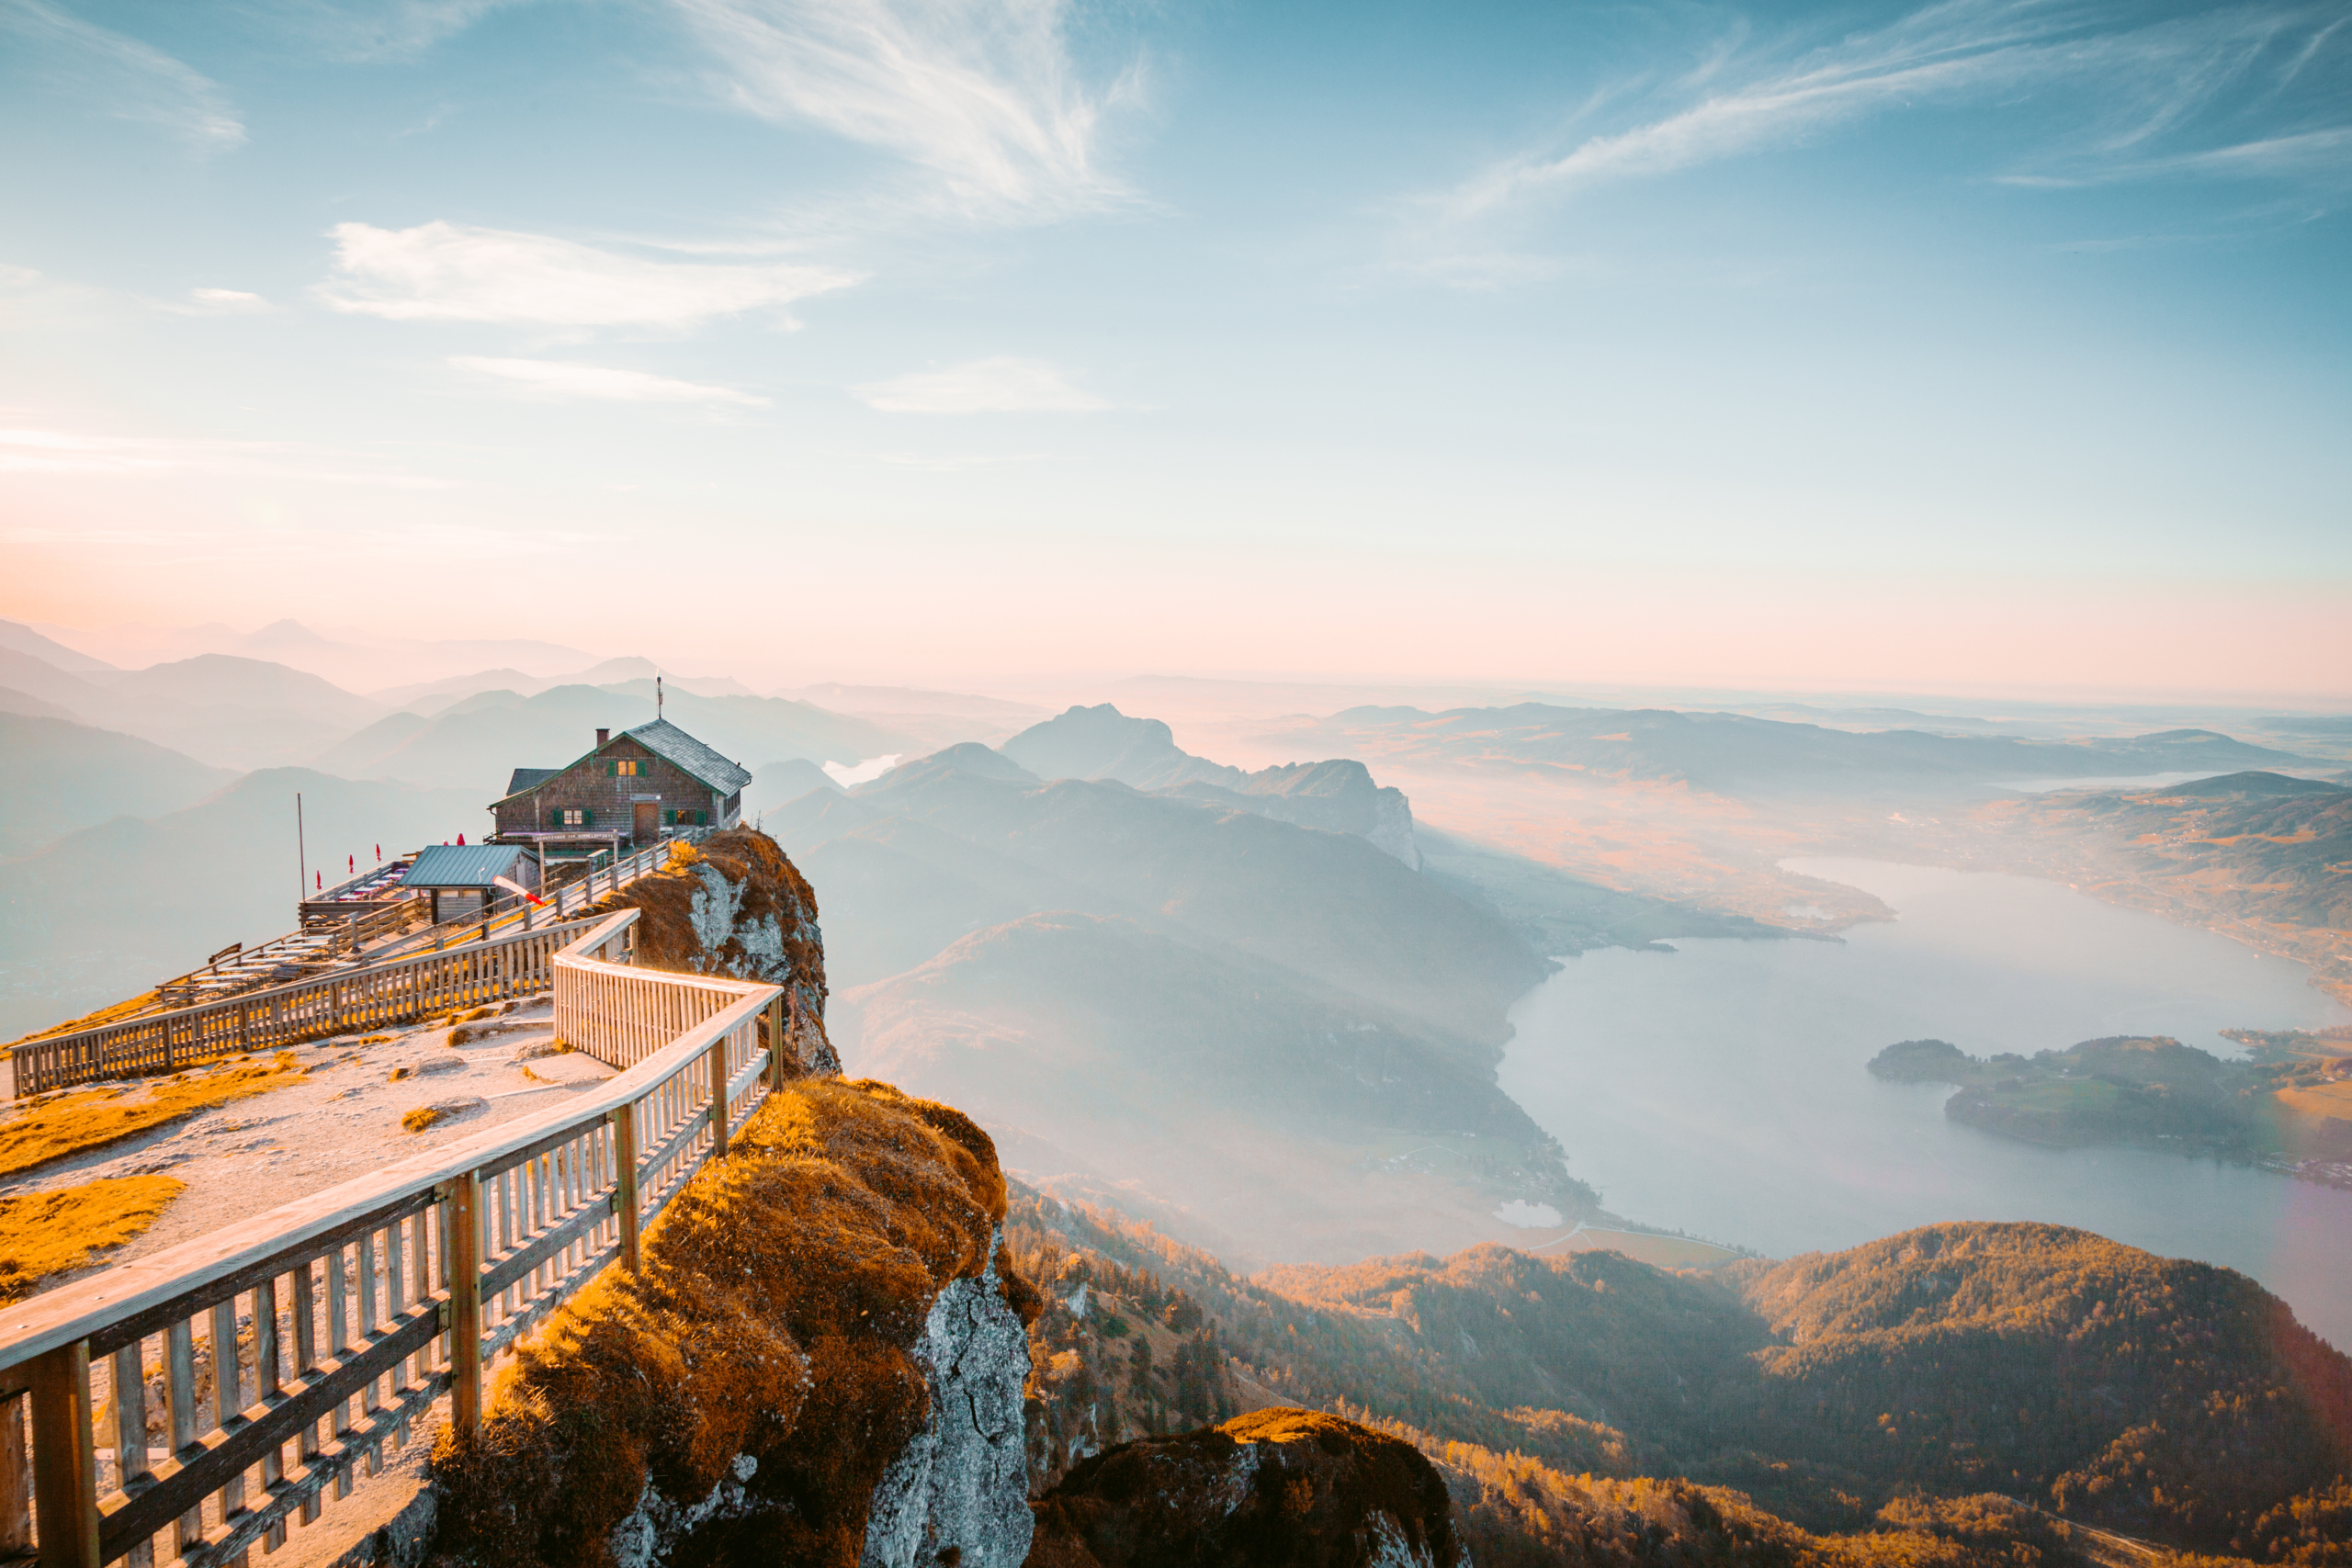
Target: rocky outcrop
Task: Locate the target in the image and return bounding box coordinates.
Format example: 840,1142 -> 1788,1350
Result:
1026,1407 -> 1467,1568
599,827 -> 840,1076
426,1078 -> 1039,1568
861,1242 -> 1035,1568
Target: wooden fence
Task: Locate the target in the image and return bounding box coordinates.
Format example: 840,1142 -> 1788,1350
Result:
0,908 -> 786,1566
9,842 -> 680,1099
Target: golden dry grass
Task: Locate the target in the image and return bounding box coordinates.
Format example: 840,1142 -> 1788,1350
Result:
2278,1081 -> 2352,1123
430,1076 -> 1030,1568
0,1176 -> 185,1303
401,1106 -> 447,1133
0,1054 -> 304,1179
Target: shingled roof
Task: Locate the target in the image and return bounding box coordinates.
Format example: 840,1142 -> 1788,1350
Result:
505,766 -> 560,796
625,717 -> 752,795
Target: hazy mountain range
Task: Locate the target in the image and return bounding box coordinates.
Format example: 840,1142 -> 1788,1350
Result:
8,619 -> 2345,1269
1286,703 -> 2314,797
772,717 -> 1784,1262
0,768 -> 481,1037
1003,704 -> 1422,864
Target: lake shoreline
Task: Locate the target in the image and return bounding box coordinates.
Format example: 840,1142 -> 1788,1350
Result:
1497,856 -> 2352,1351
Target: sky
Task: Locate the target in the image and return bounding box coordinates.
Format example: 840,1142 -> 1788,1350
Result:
2,0 -> 2347,698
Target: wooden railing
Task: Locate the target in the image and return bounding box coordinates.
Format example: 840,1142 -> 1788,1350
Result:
0,908 -> 786,1566
153,901 -> 427,1010
8,842 -> 681,1099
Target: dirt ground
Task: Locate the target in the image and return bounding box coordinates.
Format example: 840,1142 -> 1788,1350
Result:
0,995 -> 618,1289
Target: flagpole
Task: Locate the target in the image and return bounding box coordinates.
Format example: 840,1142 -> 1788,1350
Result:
296,791 -> 308,906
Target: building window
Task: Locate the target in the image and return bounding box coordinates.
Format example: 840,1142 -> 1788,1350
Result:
607,759 -> 641,777
662,808 -> 708,828
556,807 -> 592,827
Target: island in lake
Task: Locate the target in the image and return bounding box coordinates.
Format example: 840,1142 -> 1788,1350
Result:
1869,1029 -> 2352,1187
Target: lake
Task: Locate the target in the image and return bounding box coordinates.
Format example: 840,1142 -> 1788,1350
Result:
1499,858 -> 2352,1349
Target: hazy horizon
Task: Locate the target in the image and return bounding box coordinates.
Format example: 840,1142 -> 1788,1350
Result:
12,610 -> 2352,715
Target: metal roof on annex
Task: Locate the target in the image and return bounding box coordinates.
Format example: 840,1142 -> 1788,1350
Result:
624,717 -> 752,795
505,766 -> 560,796
401,843 -> 529,888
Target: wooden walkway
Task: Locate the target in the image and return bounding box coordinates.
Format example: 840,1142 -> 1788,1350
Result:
7,841 -> 681,1099
0,908 -> 786,1565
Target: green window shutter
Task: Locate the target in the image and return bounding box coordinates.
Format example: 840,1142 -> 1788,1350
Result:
582,808 -> 594,827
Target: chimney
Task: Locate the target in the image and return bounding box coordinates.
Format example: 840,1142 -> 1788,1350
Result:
595,728 -> 610,746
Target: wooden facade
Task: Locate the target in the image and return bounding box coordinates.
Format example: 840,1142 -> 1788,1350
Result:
490,721 -> 750,845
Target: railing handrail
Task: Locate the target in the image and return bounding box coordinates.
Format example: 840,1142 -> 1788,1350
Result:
3,913 -> 606,1080
0,896 -> 794,1567
0,910 -> 777,1379
5,839 -> 681,1074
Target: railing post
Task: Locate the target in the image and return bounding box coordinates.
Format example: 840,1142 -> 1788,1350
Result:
710,1038 -> 729,1159
764,995 -> 786,1089
28,1340 -> 96,1568
0,1393 -> 28,1560
0,1401 -> 28,1561
611,1105 -> 641,1275
446,1175 -> 483,1438
166,1318 -> 201,1551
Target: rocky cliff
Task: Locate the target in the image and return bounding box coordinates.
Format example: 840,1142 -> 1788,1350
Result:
427,829 -> 1035,1566
596,826 -> 840,1075
427,1077 -> 1038,1568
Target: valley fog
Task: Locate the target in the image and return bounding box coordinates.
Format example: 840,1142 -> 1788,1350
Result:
1500,857 -> 2352,1346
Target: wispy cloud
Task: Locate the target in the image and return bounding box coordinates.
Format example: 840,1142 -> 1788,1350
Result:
268,0 -> 525,62
162,288 -> 274,316
0,0 -> 245,150
855,356 -> 1107,412
1438,0 -> 2352,220
318,220 -> 861,328
0,426 -> 454,488
672,0 -> 1134,221
450,355 -> 770,406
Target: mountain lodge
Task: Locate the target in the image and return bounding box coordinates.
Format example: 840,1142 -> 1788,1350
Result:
491,716 -> 752,850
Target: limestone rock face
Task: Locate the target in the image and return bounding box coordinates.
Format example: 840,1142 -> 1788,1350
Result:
862,1238 -> 1035,1568
599,827 -> 840,1076
1027,1407 -> 1467,1568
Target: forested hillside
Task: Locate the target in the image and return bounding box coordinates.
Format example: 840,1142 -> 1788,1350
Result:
1007,1187 -> 2352,1560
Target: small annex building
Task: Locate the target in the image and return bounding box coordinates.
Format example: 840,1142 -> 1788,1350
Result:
401,843 -> 537,924
491,717 -> 752,850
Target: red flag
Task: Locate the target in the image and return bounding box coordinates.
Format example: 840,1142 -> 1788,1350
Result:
315,871 -> 322,890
